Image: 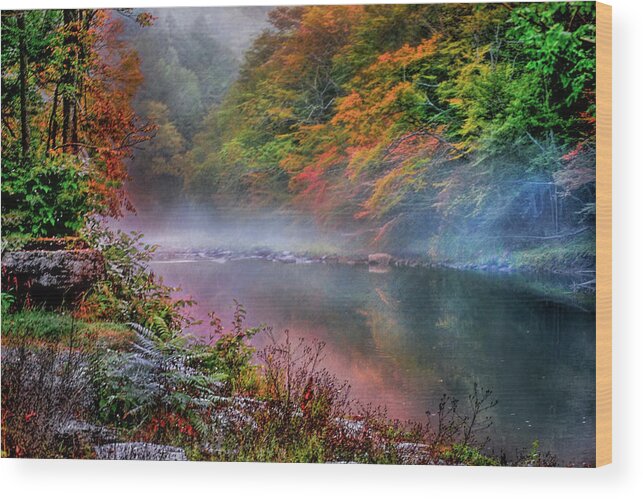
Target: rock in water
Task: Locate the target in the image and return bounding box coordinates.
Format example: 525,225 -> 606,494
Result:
368,253 -> 394,266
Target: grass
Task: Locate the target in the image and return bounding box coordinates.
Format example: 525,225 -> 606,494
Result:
512,236 -> 595,273
1,309 -> 134,350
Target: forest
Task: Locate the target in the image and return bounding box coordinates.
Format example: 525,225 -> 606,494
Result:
2,4 -> 597,271
176,3 -> 595,271
2,9 -> 155,242
1,4 -> 597,464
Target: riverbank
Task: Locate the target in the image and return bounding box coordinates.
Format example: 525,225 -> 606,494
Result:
152,239 -> 594,280
3,309 -> 544,465
150,243 -> 595,311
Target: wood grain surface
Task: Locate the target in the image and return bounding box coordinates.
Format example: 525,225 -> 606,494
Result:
596,1 -> 612,467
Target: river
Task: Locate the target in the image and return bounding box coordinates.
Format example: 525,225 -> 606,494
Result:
148,257 -> 595,465
113,195 -> 596,465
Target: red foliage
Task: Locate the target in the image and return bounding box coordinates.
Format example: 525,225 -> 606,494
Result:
138,413 -> 197,442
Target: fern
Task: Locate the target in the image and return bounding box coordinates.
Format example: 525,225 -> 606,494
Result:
148,315 -> 173,340
95,322 -> 226,433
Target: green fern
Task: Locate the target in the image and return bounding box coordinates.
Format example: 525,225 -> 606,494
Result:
96,323 -> 226,432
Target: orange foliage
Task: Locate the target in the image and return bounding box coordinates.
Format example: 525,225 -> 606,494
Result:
289,36 -> 441,219
40,10 -> 152,217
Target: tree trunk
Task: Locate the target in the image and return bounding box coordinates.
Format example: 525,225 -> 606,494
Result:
46,82 -> 60,152
17,12 -> 30,164
61,10 -> 76,152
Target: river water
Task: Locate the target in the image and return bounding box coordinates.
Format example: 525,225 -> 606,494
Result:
149,258 -> 595,465
113,193 -> 595,465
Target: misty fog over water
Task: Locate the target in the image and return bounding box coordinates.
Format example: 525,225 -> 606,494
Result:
108,176 -> 596,464
113,182 -> 351,255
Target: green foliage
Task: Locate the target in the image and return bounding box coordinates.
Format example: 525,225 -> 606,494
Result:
1,309 -> 131,347
79,221 -> 195,329
94,322 -> 226,429
507,2 -> 596,110
441,443 -> 499,466
2,152 -> 91,238
1,10 -> 63,132
1,292 -> 16,316
207,301 -> 261,394
2,309 -> 75,341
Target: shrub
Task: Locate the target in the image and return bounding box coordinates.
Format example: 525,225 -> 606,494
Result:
207,301 -> 261,395
514,440 -> 558,467
440,443 -> 499,466
217,330 -> 422,464
1,291 -> 16,315
1,152 -> 92,239
79,220 -> 194,329
93,323 -> 225,436
425,384 -> 498,452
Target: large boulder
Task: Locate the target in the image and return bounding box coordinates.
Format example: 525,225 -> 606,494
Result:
2,248 -> 105,306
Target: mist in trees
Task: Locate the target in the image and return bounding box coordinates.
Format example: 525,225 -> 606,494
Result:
2,4 -> 597,273
120,7 -> 270,193
175,3 -> 596,271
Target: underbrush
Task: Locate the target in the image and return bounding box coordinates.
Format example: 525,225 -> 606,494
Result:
1,303 -> 509,464
512,236 -> 595,275
77,220 -> 196,331
209,329 -> 504,464
1,338 -> 94,458
441,444 -> 499,466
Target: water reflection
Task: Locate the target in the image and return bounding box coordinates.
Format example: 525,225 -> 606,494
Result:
150,259 -> 596,464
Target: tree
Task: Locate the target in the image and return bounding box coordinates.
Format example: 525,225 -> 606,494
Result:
180,3 -> 597,257
1,9 -> 154,239
16,12 -> 29,164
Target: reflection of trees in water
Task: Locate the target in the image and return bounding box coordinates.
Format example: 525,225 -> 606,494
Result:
151,260 -> 595,461
356,267 -> 595,455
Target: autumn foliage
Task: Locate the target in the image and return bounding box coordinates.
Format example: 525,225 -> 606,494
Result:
2,4 -> 597,259
2,9 -> 153,239
185,3 -> 596,256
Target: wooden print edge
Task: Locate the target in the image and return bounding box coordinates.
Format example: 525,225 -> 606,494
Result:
596,1 -> 612,467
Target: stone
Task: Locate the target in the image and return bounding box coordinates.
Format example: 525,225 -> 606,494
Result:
56,419 -> 118,446
368,253 -> 394,266
94,442 -> 187,461
2,248 -> 105,306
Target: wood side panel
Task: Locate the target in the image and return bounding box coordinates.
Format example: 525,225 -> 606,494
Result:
596,1 -> 612,467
